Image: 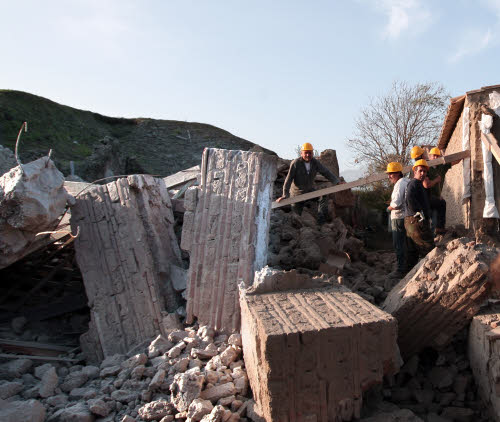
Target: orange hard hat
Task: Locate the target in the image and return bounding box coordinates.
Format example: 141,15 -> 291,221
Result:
301,142 -> 314,151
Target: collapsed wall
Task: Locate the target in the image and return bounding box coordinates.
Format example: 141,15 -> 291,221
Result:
240,267 -> 400,422
181,148 -> 277,333
71,174 -> 183,362
383,238 -> 499,359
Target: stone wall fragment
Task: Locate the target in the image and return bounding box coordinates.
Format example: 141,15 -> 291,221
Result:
383,238 -> 498,358
240,279 -> 399,422
181,149 -> 277,332
71,175 -> 183,361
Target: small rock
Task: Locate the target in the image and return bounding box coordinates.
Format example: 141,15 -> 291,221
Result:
187,398 -> 214,422
82,365 -> 100,380
200,405 -> 225,422
39,366 -> 59,398
149,369 -> 166,391
60,370 -> 88,393
168,341 -> 186,359
34,363 -> 54,379
122,353 -> 148,369
138,399 -> 175,421
100,354 -> 126,369
227,334 -> 242,347
49,402 -> 93,422
148,335 -> 173,358
0,381 -> 24,399
88,398 -> 110,417
100,365 -> 122,378
170,368 -> 205,412
0,358 -> 33,380
200,382 -> 237,403
0,399 -> 45,422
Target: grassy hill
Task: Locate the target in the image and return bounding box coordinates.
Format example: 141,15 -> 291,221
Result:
0,90 -> 275,178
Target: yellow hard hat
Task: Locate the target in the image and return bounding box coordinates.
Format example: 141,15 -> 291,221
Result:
411,146 -> 424,159
412,159 -> 429,170
301,142 -> 314,151
385,162 -> 403,173
429,147 -> 441,156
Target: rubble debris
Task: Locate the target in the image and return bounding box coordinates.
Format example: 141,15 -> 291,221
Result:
0,157 -> 73,269
71,174 -> 184,362
0,324 -> 258,422
383,238 -> 499,359
468,303 -> 500,421
240,269 -> 400,422
181,148 -> 277,332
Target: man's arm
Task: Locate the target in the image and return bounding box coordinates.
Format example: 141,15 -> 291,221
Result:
276,160 -> 297,202
315,160 -> 340,185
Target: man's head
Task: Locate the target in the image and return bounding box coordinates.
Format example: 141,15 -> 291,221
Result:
300,142 -> 314,162
411,146 -> 425,161
412,159 -> 429,181
429,147 -> 441,161
385,162 -> 403,184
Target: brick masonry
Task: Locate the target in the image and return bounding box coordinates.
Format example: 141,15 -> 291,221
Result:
71,175 -> 183,362
240,284 -> 400,422
383,238 -> 498,359
181,148 -> 277,333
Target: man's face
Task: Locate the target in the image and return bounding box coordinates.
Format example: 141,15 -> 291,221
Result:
301,150 -> 313,162
429,154 -> 439,160
387,172 -> 399,185
413,166 -> 428,181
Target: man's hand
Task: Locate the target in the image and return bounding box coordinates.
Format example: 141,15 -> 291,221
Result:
276,196 -> 286,203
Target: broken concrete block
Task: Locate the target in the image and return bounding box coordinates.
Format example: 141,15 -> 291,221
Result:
71,174 -> 183,361
0,399 -> 46,422
187,398 -> 214,422
138,399 -> 175,421
383,238 -> 498,358
240,281 -> 399,422
39,366 -> 58,398
468,304 -> 500,420
182,149 -> 277,332
50,402 -> 93,422
170,368 -> 205,412
0,381 -> 23,399
200,382 -> 237,403
0,157 -> 73,269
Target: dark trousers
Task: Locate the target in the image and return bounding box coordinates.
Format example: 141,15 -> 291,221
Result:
291,196 -> 329,222
429,197 -> 446,229
404,216 -> 435,270
391,218 -> 407,273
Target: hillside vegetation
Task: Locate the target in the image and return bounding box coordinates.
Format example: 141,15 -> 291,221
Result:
0,90 -> 274,179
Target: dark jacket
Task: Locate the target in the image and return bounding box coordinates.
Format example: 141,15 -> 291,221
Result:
282,157 -> 339,198
405,178 -> 431,219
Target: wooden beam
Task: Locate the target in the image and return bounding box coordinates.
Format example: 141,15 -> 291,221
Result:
481,132 -> 500,165
163,165 -> 200,189
0,353 -> 80,362
272,150 -> 471,209
0,339 -> 74,357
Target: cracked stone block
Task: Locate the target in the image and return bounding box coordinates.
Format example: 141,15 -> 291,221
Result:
240,283 -> 399,422
71,175 -> 183,362
182,149 -> 277,332
383,238 -> 498,359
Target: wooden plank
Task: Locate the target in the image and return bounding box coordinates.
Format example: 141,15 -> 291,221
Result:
272,150 -> 471,209
0,339 -> 73,357
0,353 -> 80,363
481,132 -> 500,165
163,165 -> 200,189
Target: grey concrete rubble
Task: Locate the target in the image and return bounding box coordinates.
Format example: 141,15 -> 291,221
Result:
0,326 -> 258,422
71,174 -> 184,362
0,156 -> 74,269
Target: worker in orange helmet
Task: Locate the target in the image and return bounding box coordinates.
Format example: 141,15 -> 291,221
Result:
276,142 -> 340,224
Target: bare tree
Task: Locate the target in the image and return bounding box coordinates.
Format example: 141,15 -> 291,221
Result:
347,81 -> 449,172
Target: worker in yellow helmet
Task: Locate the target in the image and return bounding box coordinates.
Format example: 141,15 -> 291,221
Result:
276,142 -> 340,224
404,159 -> 435,269
386,162 -> 410,279
410,146 -> 425,161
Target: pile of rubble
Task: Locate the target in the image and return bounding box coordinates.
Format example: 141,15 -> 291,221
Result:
0,326 -> 263,422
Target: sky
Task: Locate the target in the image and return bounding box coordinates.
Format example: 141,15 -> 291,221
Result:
2,0 -> 500,175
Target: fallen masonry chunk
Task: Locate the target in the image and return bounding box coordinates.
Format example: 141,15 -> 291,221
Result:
182,148 -> 277,332
240,278 -> 399,422
0,399 -> 46,422
170,368 -> 205,412
382,238 -> 499,359
0,157 -> 73,269
71,174 -> 183,362
468,303 -> 500,420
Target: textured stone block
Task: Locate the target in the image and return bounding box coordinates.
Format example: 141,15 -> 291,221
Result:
383,238 -> 498,359
240,284 -> 399,422
71,175 -> 183,361
468,305 -> 500,421
182,149 -> 277,332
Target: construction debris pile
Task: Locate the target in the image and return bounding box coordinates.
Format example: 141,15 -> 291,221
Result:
0,327 -> 261,422
1,143 -> 500,422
